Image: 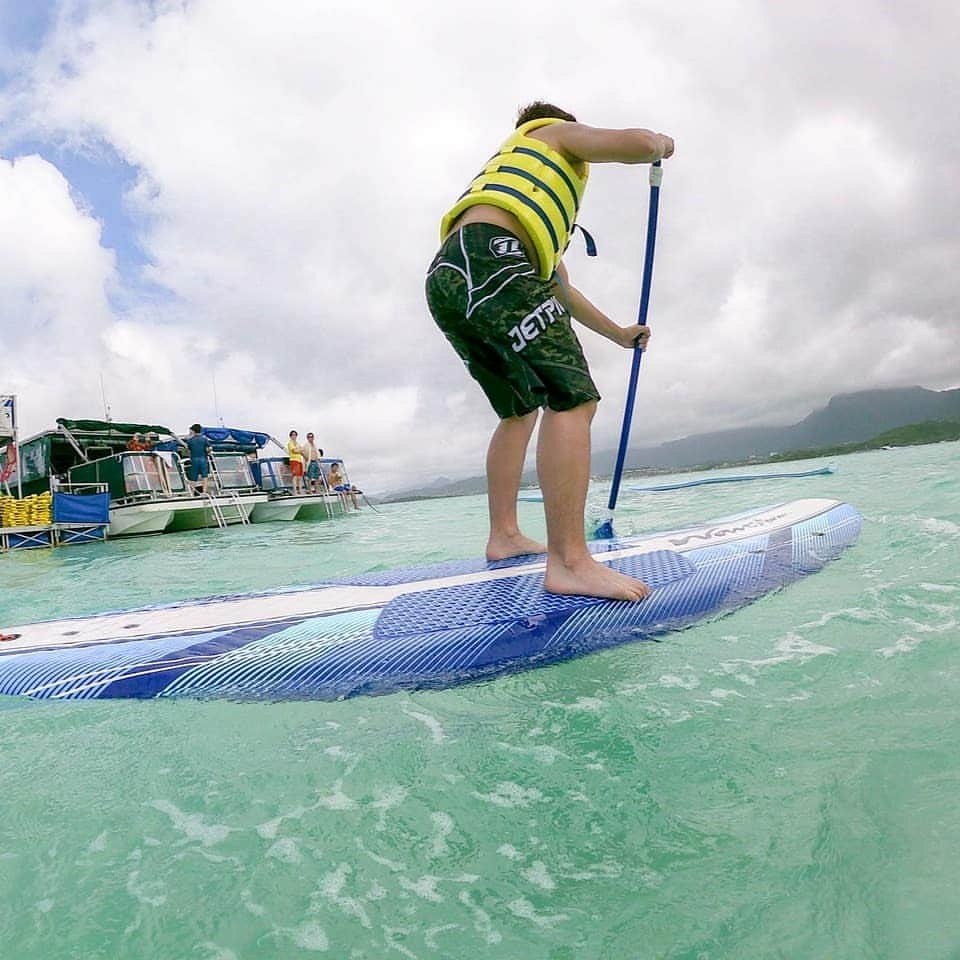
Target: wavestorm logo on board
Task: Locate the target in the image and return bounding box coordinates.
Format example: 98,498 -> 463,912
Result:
668,511 -> 792,547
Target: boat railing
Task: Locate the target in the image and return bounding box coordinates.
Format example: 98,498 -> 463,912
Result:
51,480 -> 110,496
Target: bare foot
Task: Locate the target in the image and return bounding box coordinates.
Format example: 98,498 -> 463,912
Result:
545,555 -> 651,601
486,531 -> 548,562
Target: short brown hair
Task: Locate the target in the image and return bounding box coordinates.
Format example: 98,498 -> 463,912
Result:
516,101 -> 577,127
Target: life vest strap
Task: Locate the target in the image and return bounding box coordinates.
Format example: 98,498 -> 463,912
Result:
573,224 -> 597,257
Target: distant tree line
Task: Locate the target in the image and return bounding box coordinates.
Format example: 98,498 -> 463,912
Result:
770,419 -> 960,462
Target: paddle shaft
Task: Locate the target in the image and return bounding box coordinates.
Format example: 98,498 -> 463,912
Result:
606,161 -> 663,513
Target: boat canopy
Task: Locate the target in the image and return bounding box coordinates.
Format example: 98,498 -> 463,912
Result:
56,418 -> 175,439
200,427 -> 272,449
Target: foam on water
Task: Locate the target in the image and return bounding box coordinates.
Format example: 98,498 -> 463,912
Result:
2,443 -> 959,958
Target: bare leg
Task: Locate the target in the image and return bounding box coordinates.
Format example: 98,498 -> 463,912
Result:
538,402 -> 650,601
485,410 -> 548,561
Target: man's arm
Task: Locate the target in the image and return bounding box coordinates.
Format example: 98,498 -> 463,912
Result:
554,262 -> 651,350
532,123 -> 674,165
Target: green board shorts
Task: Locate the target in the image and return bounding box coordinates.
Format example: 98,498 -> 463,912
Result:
425,223 -> 601,420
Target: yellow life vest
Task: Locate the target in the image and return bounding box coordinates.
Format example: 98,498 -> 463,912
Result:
440,118 -> 589,280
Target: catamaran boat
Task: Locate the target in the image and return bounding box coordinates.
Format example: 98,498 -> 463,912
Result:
163,428 -> 269,531
199,429 -> 353,521
14,419 -> 267,536
14,419 -> 180,536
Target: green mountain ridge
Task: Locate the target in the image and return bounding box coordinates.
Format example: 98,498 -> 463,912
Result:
380,386 -> 960,502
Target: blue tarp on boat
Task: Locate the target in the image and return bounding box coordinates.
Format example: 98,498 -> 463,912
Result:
200,427 -> 271,448
52,492 -> 110,524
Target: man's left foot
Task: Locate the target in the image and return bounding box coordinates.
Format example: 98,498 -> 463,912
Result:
486,532 -> 547,562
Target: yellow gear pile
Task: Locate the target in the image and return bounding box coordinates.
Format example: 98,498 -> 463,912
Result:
0,492 -> 53,527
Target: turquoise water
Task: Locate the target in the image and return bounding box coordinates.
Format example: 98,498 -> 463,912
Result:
2,443 -> 958,958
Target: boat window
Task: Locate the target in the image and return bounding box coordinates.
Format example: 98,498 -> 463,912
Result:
258,458 -> 292,491
213,453 -> 254,489
155,452 -> 186,492
122,453 -> 168,494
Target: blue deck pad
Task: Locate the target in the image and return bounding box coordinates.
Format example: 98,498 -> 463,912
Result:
324,538 -> 627,588
374,549 -> 696,641
347,540 -> 774,698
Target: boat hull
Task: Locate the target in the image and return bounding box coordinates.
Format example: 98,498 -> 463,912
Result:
165,495 -> 263,531
250,499 -> 303,522
108,503 -> 174,537
296,495 -> 342,521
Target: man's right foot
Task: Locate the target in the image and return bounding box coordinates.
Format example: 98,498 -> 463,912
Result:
544,555 -> 651,601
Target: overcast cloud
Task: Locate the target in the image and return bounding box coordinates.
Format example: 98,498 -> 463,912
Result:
0,0 -> 957,492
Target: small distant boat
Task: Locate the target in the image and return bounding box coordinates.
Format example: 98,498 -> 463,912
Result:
628,465 -> 835,492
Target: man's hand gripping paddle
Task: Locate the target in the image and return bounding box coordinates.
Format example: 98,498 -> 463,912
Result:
593,160 -> 663,540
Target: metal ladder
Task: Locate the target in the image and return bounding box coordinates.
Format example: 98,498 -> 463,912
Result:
318,474 -> 347,516
205,459 -> 250,527
224,491 -> 250,525
205,493 -> 228,528
206,491 -> 249,527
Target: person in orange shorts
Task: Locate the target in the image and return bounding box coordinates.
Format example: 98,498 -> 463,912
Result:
286,430 -> 305,495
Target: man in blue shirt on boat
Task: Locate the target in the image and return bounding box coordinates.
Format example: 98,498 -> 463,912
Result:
426,101 -> 673,602
184,424 -> 213,495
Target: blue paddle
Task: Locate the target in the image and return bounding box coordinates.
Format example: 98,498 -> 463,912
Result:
593,160 -> 663,540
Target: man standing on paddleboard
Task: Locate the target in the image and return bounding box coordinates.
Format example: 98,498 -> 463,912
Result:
426,102 -> 673,601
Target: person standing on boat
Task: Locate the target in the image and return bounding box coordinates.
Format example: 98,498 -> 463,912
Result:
184,424 -> 213,495
286,430 -> 305,495
302,433 -> 324,494
425,101 -> 673,602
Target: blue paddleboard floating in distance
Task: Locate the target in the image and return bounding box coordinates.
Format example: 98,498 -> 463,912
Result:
628,464 -> 836,492
0,498 -> 860,701
519,465 -> 835,501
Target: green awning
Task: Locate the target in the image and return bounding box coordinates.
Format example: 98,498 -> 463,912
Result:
56,418 -> 175,438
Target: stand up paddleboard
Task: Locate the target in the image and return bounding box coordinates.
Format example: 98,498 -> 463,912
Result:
0,498 -> 860,701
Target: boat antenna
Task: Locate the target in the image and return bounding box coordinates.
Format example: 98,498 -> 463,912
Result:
212,371 -> 225,427
99,372 -> 112,423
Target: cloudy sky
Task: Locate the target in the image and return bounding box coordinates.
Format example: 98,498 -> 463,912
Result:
1,0 -> 957,493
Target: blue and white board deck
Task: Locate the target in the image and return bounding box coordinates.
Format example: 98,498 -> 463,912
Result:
0,498 -> 861,702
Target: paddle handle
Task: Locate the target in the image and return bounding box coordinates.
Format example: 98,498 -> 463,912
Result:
606,161 -> 662,512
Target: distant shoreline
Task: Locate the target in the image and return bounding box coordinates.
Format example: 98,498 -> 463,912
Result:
380,420 -> 960,504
